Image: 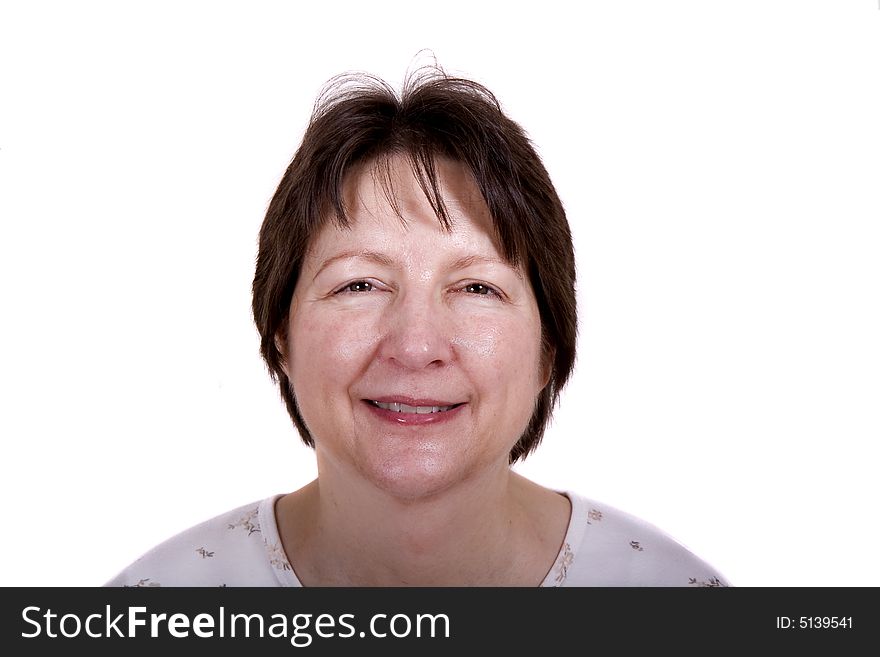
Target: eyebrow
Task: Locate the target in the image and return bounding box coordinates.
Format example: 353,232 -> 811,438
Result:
312,250 -> 396,282
312,250 -> 522,282
449,254 -> 523,280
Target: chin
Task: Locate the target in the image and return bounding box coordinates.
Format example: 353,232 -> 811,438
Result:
357,453 -> 464,503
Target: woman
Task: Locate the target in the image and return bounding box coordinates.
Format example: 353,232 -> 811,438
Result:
106,68 -> 728,587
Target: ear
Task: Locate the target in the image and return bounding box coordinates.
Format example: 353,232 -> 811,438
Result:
540,344 -> 555,390
274,322 -> 290,379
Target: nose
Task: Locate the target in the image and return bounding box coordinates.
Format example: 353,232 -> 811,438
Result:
377,290 -> 454,371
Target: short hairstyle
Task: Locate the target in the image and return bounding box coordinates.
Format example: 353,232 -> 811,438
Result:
252,67 -> 577,463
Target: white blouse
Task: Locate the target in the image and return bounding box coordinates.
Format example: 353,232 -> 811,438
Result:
105,492 -> 728,587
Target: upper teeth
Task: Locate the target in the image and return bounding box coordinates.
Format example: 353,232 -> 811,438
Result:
371,401 -> 456,414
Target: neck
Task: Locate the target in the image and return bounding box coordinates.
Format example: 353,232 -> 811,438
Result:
276,465 -> 568,586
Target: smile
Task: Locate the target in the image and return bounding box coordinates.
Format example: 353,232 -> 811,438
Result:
363,399 -> 466,426
367,400 -> 462,414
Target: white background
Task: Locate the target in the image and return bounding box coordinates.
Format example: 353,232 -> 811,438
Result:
1,0 -> 878,587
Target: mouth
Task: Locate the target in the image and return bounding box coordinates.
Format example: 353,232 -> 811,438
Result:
365,400 -> 464,414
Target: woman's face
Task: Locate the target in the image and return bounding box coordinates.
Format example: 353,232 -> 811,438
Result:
284,155 -> 549,499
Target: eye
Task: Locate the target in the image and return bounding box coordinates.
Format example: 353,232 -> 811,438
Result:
336,280 -> 374,294
463,282 -> 500,297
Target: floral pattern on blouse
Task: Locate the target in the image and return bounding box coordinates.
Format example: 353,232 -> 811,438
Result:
265,540 -> 293,572
126,577 -> 161,587
688,576 -> 726,587
227,507 -> 260,535
552,543 -> 574,585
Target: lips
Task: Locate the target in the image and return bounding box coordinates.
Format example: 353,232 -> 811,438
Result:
368,400 -> 462,414
362,397 -> 466,425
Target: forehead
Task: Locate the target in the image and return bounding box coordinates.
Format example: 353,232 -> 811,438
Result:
306,155 -> 505,260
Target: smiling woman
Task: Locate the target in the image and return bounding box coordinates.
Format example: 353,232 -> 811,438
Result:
105,66 -> 729,587
282,157 -> 549,510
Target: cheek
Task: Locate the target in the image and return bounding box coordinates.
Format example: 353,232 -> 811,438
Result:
454,314 -> 544,388
450,323 -> 500,358
288,310 -> 381,393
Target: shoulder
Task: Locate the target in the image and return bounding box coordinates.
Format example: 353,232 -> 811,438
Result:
104,496 -> 294,587
558,493 -> 730,587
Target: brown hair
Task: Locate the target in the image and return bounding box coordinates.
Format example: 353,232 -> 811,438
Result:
252,67 -> 576,463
